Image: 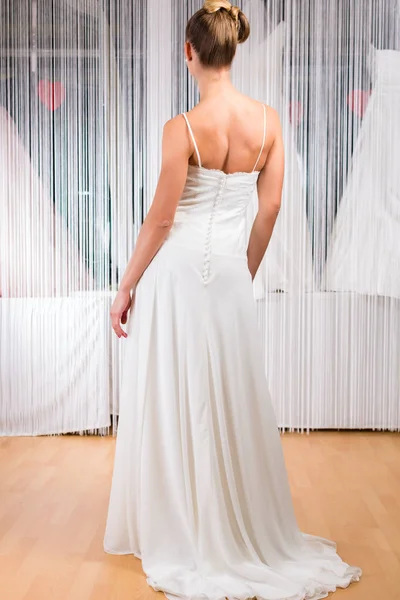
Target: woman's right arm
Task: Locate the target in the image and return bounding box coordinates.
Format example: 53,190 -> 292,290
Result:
247,108 -> 284,280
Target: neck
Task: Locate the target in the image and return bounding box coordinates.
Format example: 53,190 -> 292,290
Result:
196,67 -> 235,101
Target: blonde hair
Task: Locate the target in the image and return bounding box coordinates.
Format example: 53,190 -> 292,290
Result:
186,1 -> 250,68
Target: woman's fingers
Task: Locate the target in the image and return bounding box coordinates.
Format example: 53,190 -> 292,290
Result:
112,321 -> 128,338
110,312 -> 128,338
110,291 -> 133,338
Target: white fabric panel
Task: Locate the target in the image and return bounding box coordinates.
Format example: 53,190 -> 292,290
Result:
259,292 -> 400,430
0,295 -> 111,435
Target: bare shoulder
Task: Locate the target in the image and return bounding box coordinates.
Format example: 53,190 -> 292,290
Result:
240,95 -> 283,143
265,105 -> 280,123
265,106 -> 282,137
161,114 -> 191,158
163,113 -> 188,136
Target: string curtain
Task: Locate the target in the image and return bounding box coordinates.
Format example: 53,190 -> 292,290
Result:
0,0 -> 399,434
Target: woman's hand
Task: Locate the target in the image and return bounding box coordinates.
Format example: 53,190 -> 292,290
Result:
110,289 -> 133,338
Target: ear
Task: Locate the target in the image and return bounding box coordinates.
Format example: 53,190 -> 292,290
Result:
184,41 -> 193,62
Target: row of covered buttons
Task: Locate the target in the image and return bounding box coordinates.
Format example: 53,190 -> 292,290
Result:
202,176 -> 227,283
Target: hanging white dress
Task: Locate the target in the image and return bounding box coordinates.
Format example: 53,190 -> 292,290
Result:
249,22 -> 314,297
0,106 -> 91,297
324,49 -> 400,298
103,107 -> 361,599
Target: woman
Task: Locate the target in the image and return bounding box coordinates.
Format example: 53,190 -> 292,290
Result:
104,2 -> 362,598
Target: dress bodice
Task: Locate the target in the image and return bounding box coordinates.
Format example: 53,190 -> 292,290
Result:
165,107 -> 266,283
166,164 -> 259,264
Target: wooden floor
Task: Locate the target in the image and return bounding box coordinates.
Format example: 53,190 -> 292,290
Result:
0,431 -> 399,600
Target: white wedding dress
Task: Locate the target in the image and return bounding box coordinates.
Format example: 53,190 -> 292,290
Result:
103,106 -> 362,600
324,49 -> 400,298
0,106 -> 91,297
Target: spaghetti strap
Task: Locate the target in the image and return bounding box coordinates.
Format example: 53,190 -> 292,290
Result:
182,113 -> 202,168
252,104 -> 267,172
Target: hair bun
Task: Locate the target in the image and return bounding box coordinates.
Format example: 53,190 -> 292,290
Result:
203,0 -> 232,14
228,5 -> 240,22
202,1 -> 250,44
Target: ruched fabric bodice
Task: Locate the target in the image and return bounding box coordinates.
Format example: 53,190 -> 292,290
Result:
166,164 -> 259,282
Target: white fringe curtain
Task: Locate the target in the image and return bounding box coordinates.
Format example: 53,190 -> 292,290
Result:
0,0 -> 399,435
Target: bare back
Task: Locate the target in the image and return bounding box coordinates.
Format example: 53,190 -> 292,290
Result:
182,93 -> 274,175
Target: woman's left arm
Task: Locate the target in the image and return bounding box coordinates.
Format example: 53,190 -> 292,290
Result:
111,115 -> 191,338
